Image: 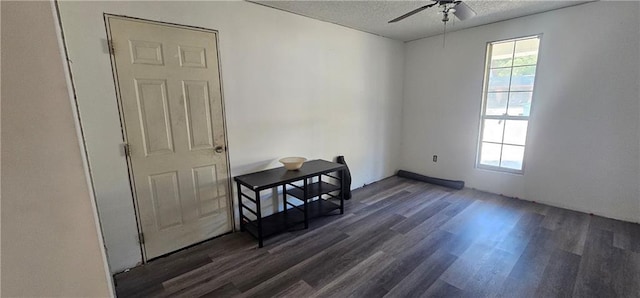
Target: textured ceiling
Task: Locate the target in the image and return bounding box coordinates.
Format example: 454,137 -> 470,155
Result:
251,1 -> 593,42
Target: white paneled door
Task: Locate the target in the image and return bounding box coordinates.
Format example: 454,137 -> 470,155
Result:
108,17 -> 231,260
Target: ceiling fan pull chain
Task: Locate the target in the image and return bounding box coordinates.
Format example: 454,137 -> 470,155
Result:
443,20 -> 447,48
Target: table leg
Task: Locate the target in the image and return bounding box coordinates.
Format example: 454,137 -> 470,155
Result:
318,175 -> 323,207
255,190 -> 263,248
237,182 -> 244,232
303,178 -> 309,229
282,184 -> 287,225
340,169 -> 345,214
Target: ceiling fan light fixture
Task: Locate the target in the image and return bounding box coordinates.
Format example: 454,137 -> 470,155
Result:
452,1 -> 477,21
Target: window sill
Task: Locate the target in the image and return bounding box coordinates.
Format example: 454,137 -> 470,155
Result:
476,164 -> 524,175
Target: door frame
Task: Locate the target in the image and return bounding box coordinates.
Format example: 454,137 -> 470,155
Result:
104,14 -> 234,262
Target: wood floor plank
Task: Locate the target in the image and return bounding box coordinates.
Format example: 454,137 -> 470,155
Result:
572,222 -> 640,298
312,251 -> 395,298
382,213 -> 452,255
232,230 -> 351,293
460,248 -> 519,297
611,220 -> 640,253
341,208 -> 406,236
113,176 -> 640,298
384,249 -> 457,297
272,280 -> 316,298
390,199 -> 450,234
438,242 -> 495,290
421,279 -> 464,298
406,212 -> 452,237
374,185 -> 447,219
436,227 -> 478,258
350,176 -> 405,201
392,188 -> 451,218
547,208 -> 591,255
497,227 -> 555,296
353,190 -> 412,216
376,230 -> 453,291
300,228 -> 402,289
359,181 -> 415,205
115,252 -> 213,297
496,211 -> 545,256
240,229 -> 400,297
535,249 -> 581,297
162,246 -> 267,293
572,227 -> 617,297
615,250 -> 640,297
266,226 -> 344,255
198,282 -> 241,298
239,211 -> 404,296
164,248 -> 268,296
439,199 -> 491,235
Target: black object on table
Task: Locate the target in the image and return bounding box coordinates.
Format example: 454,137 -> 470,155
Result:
234,159 -> 346,247
336,155 -> 352,199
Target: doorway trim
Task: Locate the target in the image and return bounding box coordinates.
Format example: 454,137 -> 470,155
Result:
104,14 -> 234,263
52,1 -> 116,294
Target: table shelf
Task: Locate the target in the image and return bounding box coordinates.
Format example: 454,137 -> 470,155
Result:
286,181 -> 341,200
242,199 -> 341,238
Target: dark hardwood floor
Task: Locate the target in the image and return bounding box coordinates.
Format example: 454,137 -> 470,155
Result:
114,176 -> 640,297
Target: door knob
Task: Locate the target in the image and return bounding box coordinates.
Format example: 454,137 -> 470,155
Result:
214,146 -> 224,153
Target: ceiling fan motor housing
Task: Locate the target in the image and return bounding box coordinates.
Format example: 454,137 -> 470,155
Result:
388,0 -> 475,24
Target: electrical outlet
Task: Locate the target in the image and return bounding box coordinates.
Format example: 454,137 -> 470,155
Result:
433,155 -> 438,162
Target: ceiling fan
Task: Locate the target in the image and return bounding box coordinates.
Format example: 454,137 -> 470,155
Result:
388,0 -> 477,24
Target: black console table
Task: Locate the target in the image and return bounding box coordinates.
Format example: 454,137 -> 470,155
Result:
234,159 -> 346,247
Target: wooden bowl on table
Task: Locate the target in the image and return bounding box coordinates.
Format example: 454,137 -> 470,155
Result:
279,157 -> 307,170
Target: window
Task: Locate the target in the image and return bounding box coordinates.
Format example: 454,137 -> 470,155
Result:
477,36 -> 540,173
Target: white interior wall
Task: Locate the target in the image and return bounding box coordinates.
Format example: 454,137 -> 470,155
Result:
401,1 -> 640,223
57,1 -> 404,273
1,1 -> 113,296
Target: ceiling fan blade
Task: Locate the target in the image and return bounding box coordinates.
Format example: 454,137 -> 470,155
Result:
388,3 -> 437,23
453,1 -> 476,21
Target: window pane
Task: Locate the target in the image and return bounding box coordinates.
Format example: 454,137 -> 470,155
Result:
486,92 -> 508,115
482,119 -> 504,143
480,142 -> 501,167
503,120 -> 528,145
500,145 -> 524,170
513,38 -> 539,66
488,68 -> 512,92
478,36 -> 539,173
509,66 -> 536,91
490,41 -> 514,68
507,92 -> 532,116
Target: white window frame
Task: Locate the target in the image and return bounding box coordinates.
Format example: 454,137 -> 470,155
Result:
476,35 -> 542,174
